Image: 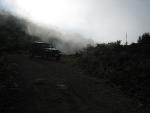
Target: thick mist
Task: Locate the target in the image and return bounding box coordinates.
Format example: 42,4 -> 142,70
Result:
1,0 -> 95,54
3,0 -> 150,43
1,0 -> 150,44
26,22 -> 94,54
0,10 -> 94,54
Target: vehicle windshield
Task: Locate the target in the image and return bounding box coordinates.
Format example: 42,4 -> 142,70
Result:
41,43 -> 52,48
36,43 -> 54,48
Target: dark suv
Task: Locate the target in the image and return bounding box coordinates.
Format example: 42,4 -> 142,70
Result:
30,41 -> 61,60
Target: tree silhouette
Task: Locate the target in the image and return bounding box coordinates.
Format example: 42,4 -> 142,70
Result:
138,33 -> 150,44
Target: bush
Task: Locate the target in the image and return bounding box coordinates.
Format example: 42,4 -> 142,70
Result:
0,12 -> 35,113
76,40 -> 150,103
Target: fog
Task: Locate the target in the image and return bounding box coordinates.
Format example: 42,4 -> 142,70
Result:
1,0 -> 150,44
0,0 -> 95,54
26,22 -> 94,53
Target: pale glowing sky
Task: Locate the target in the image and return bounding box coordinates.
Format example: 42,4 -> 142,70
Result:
1,0 -> 150,43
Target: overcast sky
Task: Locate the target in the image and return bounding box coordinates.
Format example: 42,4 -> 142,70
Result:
0,0 -> 150,43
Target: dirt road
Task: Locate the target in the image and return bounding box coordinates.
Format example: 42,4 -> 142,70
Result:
13,54 -> 137,113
